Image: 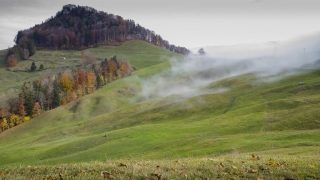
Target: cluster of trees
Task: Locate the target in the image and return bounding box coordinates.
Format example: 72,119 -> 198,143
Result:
14,4 -> 189,55
6,39 -> 36,67
30,62 -> 44,72
0,52 -> 133,133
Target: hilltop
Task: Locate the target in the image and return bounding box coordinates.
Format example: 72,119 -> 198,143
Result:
14,4 -> 189,55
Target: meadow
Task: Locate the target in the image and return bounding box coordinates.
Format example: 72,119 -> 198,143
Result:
0,40 -> 320,179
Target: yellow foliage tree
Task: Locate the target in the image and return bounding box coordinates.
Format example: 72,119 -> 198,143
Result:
0,118 -> 8,132
60,73 -> 74,93
9,114 -> 20,128
60,73 -> 75,102
23,116 -> 30,123
86,71 -> 96,93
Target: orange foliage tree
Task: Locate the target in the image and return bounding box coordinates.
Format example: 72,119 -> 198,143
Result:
75,70 -> 86,96
32,102 -> 41,117
15,92 -> 26,116
108,60 -> 118,80
7,54 -> 17,67
86,71 -> 96,94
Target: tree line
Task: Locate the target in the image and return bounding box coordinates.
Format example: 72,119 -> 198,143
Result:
15,4 -> 190,55
0,52 -> 133,133
6,39 -> 36,67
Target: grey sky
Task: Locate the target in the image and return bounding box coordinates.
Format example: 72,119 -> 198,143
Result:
1,0 -> 320,50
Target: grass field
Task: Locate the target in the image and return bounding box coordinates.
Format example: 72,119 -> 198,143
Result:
1,41 -> 320,179
0,40 -> 180,95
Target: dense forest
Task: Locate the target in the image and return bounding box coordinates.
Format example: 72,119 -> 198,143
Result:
0,52 -> 133,133
14,4 -> 190,55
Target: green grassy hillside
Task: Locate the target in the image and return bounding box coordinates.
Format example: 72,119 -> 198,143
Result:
0,40 -> 180,95
1,42 -> 320,179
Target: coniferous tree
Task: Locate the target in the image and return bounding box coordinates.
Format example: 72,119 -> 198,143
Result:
39,64 -> 44,70
52,79 -> 61,108
22,82 -> 35,116
30,61 -> 37,71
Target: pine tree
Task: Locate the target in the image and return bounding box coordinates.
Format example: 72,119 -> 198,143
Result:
94,69 -> 103,88
30,61 -> 37,71
52,79 -> 61,108
22,82 -> 35,116
39,64 -> 44,70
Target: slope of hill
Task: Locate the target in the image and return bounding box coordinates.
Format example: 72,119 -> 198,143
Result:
1,41 -> 320,178
0,40 -> 182,95
1,62 -> 320,166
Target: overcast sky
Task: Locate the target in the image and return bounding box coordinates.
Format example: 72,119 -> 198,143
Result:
1,0 -> 320,50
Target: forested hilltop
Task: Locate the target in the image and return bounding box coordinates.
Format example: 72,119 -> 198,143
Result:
14,4 -> 189,55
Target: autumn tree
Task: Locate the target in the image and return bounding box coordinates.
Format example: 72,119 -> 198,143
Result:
14,92 -> 26,116
60,73 -> 74,102
0,118 -> 8,132
118,59 -> 131,77
61,98 -> 67,105
108,59 -> 118,81
7,54 -> 17,67
100,59 -> 110,84
23,116 -> 30,123
9,114 -> 20,127
75,70 -> 86,96
32,102 -> 41,117
60,73 -> 74,93
86,71 -> 96,93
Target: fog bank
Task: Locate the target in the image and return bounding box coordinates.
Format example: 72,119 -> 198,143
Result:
139,33 -> 320,101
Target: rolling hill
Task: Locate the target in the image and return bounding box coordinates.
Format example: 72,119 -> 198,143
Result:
0,40 -> 181,95
0,39 -> 320,179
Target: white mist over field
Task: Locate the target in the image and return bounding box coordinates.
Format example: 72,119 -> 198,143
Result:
139,32 -> 320,100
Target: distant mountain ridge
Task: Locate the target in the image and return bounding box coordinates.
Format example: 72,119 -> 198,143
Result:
14,4 -> 190,55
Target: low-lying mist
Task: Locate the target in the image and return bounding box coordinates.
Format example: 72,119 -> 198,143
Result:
138,32 -> 320,101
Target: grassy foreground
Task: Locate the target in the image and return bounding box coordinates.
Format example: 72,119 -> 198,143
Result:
1,41 -> 320,179
0,155 -> 319,179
